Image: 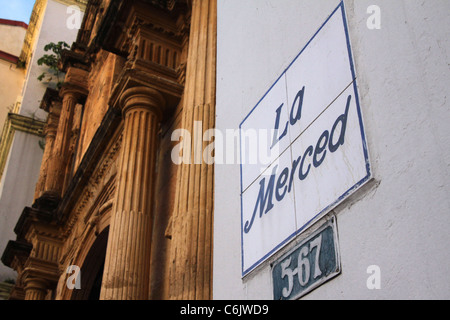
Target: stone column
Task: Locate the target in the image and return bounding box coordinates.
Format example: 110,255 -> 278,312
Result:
100,87 -> 165,300
34,101 -> 61,200
44,88 -> 79,198
19,229 -> 62,301
24,278 -> 48,300
169,0 -> 216,300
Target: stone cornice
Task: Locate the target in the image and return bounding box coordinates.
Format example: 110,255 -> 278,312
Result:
93,0 -> 188,55
1,241 -> 32,268
14,207 -> 54,241
58,48 -> 91,73
60,67 -> 90,99
39,88 -> 61,113
0,113 -> 46,182
8,114 -> 46,137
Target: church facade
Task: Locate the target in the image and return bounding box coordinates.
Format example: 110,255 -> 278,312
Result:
2,0 -> 216,300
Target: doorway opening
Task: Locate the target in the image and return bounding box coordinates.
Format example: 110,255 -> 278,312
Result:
71,227 -> 109,300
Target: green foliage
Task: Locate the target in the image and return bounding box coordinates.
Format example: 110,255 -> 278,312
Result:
37,41 -> 70,89
38,138 -> 46,151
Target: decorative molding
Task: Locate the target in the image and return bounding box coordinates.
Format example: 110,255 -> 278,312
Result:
0,113 -> 45,182
19,0 -> 46,66
0,50 -> 20,64
9,113 -> 46,136
55,106 -> 122,226
1,241 -> 32,268
58,129 -> 120,273
0,18 -> 28,29
109,66 -> 183,122
0,281 -> 14,300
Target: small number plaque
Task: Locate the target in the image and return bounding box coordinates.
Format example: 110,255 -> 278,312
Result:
272,218 -> 341,300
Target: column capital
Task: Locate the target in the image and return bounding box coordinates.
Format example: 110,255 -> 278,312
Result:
59,67 -> 89,100
23,277 -> 50,300
59,84 -> 88,102
21,256 -> 60,300
24,277 -> 49,291
119,86 -> 166,120
101,85 -> 162,299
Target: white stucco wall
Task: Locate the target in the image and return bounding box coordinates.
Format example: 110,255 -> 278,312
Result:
0,21 -> 27,142
214,0 -> 450,300
0,23 -> 28,57
0,61 -> 25,130
0,132 -> 43,281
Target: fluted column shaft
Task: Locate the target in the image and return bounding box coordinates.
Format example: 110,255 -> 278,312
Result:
34,109 -> 59,200
44,90 -> 78,197
24,278 -> 48,300
101,87 -> 165,300
169,0 -> 216,300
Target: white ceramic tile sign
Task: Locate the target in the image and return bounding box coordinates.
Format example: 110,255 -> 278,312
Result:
240,3 -> 371,276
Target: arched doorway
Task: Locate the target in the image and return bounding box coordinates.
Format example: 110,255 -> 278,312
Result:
71,227 -> 109,300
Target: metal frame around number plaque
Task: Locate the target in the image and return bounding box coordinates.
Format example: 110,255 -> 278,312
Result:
271,216 -> 341,300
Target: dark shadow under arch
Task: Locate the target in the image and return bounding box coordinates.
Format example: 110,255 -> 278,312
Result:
71,226 -> 109,300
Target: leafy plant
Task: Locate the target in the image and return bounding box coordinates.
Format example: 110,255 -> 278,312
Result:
37,41 -> 70,89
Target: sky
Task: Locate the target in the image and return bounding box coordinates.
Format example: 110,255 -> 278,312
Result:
0,0 -> 35,24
